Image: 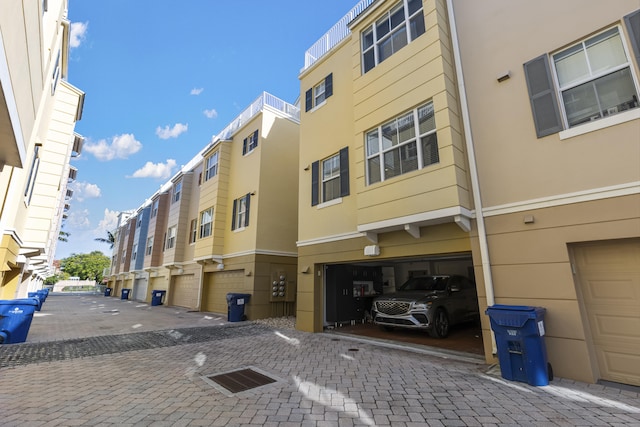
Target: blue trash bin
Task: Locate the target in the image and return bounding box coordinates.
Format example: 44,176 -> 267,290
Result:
36,289 -> 48,302
0,299 -> 39,344
121,289 -> 131,300
151,290 -> 166,306
27,293 -> 43,311
226,293 -> 251,322
104,287 -> 112,297
485,304 -> 552,386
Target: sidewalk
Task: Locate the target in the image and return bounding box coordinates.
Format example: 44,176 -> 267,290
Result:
0,293 -> 639,426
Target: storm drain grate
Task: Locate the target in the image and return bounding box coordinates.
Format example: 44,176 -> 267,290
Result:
205,367 -> 277,395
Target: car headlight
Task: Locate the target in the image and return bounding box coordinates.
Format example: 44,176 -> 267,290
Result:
412,301 -> 432,310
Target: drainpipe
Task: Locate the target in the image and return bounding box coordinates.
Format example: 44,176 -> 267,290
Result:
446,0 -> 496,353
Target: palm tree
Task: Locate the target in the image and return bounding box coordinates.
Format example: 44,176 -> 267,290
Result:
94,231 -> 115,249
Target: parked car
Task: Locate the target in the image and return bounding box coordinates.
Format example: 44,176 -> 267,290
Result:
371,275 -> 479,338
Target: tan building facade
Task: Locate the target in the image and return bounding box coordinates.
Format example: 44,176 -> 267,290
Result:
0,0 -> 84,298
451,0 -> 640,386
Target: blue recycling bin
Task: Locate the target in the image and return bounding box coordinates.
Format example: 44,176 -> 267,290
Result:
486,304 -> 552,386
36,289 -> 48,302
151,290 -> 166,306
226,293 -> 251,322
0,299 -> 39,344
104,287 -> 112,297
121,289 -> 131,300
27,293 -> 43,311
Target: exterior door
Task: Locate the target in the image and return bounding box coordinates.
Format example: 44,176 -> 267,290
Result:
171,274 -> 198,309
201,270 -> 244,315
133,277 -> 148,302
573,238 -> 640,386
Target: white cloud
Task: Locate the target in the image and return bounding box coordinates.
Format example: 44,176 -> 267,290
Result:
96,209 -> 119,234
203,109 -> 218,119
70,22 -> 88,48
70,181 -> 102,202
155,123 -> 188,139
190,88 -> 204,95
129,159 -> 177,180
67,209 -> 91,228
83,134 -> 142,161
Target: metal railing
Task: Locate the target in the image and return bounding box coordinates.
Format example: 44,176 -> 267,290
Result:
215,92 -> 300,141
302,0 -> 376,71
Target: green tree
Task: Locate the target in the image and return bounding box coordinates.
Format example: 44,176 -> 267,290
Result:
59,251 -> 110,282
94,231 -> 115,249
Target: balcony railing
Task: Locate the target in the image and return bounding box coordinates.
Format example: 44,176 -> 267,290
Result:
302,0 -> 376,71
215,92 -> 300,142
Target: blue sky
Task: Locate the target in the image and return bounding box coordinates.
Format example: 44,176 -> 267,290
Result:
56,0 -> 355,259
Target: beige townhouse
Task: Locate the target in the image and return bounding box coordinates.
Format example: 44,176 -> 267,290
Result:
0,0 -> 84,298
451,0 -> 640,387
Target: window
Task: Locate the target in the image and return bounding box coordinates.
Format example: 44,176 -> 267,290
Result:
204,151 -> 219,181
362,0 -> 425,74
190,219 -> 198,243
524,15 -> 640,138
151,199 -> 159,218
137,217 -> 142,228
24,144 -> 41,204
146,237 -> 153,255
166,226 -> 176,249
305,74 -> 333,111
366,102 -> 438,185
311,147 -> 350,206
132,250 -> 137,261
199,208 -> 213,238
51,50 -> 61,95
121,249 -> 127,264
172,181 -> 182,203
232,194 -> 251,230
242,130 -> 259,155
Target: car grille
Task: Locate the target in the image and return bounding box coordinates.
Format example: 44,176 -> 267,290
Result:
374,301 -> 410,315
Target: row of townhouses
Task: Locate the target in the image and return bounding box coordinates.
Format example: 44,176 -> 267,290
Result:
0,2 -> 84,298
106,0 -> 640,388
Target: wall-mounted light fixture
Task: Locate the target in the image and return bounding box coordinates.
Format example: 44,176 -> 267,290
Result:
497,71 -> 511,83
523,215 -> 535,224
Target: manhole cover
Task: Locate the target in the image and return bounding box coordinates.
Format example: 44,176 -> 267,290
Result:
204,367 -> 278,395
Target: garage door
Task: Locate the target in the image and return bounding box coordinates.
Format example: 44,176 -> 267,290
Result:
202,270 -> 244,314
573,238 -> 640,386
133,278 -> 148,302
172,274 -> 198,309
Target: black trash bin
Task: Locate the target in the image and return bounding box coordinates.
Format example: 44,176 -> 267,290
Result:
151,290 -> 166,306
121,289 -> 131,300
226,293 -> 251,322
104,287 -> 112,297
0,299 -> 39,344
485,304 -> 552,386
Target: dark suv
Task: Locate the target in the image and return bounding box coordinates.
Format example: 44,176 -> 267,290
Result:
371,275 -> 479,338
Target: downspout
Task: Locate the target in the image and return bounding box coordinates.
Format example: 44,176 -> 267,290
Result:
446,0 -> 496,352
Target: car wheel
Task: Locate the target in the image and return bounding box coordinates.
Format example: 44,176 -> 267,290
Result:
430,308 -> 450,338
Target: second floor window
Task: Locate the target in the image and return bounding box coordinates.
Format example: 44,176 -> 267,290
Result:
311,147 -> 350,206
305,74 -> 333,112
366,101 -> 438,185
199,208 -> 213,238
146,237 -> 153,255
151,199 -> 159,218
166,226 -> 176,249
24,144 -> 41,205
172,181 -> 182,203
204,151 -> 219,181
362,0 -> 425,74
243,130 -> 259,155
232,194 -> 251,230
190,219 -> 198,243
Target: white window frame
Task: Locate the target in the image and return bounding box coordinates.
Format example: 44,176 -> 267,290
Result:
24,144 -> 41,205
151,200 -> 158,218
365,101 -> 438,185
322,153 -> 340,203
199,208 -> 213,238
166,226 -> 176,249
204,151 -> 219,181
551,25 -> 640,130
233,195 -> 249,231
361,0 -> 425,74
243,131 -> 258,155
172,181 -> 182,203
146,237 -> 153,256
314,80 -> 326,107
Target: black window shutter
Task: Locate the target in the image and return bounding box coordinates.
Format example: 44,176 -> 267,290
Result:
523,55 -> 563,138
305,89 -> 313,112
624,10 -> 640,66
244,193 -> 250,227
253,130 -> 259,147
242,137 -> 247,155
325,73 -> 333,99
311,161 -> 319,206
231,199 -> 237,230
339,147 -> 349,197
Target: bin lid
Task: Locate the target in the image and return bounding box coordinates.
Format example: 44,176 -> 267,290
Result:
485,304 -> 546,327
0,298 -> 40,306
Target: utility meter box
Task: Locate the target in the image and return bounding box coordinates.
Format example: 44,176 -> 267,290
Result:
269,271 -> 296,302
